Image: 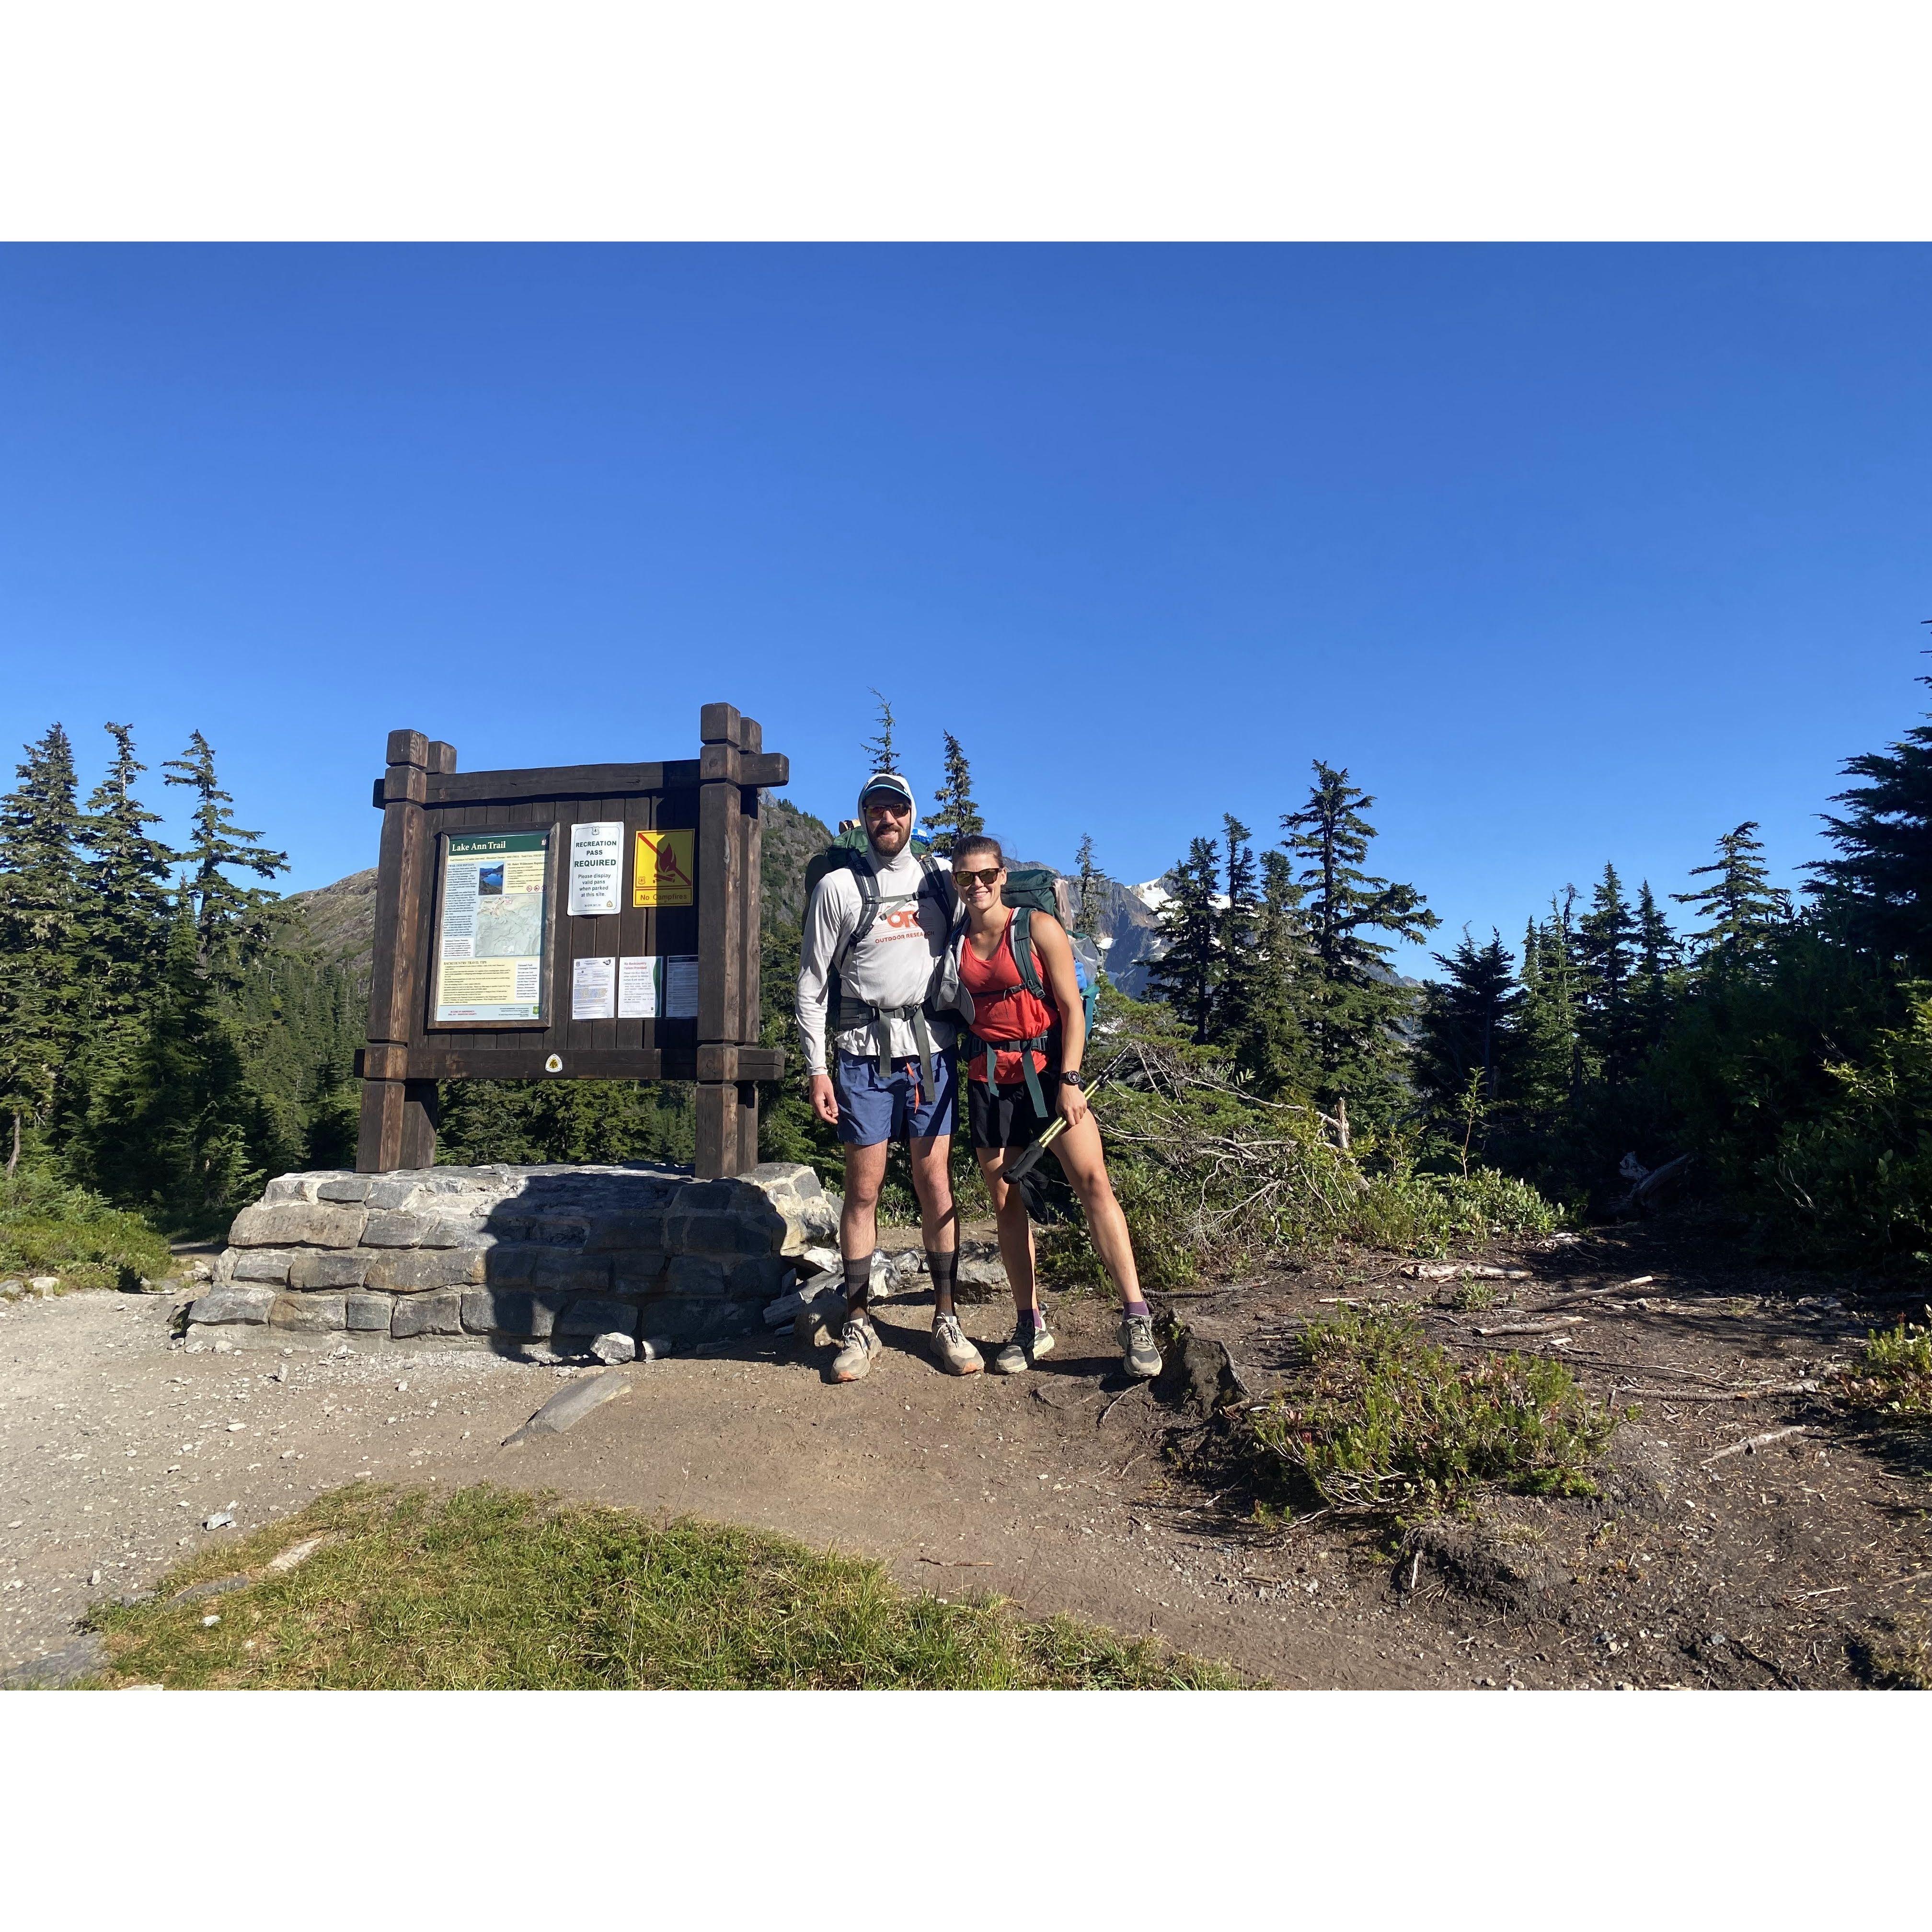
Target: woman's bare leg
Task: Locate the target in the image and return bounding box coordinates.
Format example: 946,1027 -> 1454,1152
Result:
1047,1113 -> 1142,1305
976,1147 -> 1038,1314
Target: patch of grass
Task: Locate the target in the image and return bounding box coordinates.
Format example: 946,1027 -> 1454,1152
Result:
1837,1321 -> 1932,1422
0,1167 -> 174,1290
1243,1306 -> 1620,1523
83,1485 -> 1240,1690
1447,1278 -> 1504,1314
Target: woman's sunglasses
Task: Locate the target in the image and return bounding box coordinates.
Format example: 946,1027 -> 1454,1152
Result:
953,867 -> 1003,888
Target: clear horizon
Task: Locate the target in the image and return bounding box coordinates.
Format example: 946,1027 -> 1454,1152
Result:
4,244 -> 1927,974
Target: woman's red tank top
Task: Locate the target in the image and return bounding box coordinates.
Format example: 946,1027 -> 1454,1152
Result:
957,917 -> 1058,1084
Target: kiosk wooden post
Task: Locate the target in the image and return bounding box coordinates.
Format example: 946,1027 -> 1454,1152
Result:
353,704 -> 787,1179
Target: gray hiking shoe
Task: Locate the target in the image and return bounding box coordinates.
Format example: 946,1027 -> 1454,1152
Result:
831,1313 -> 881,1383
992,1319 -> 1056,1374
930,1312 -> 984,1376
1119,1313 -> 1162,1380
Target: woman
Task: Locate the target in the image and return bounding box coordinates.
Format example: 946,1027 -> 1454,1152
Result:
943,833 -> 1162,1380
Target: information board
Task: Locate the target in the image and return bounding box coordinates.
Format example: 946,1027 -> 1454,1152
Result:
432,829 -> 552,1024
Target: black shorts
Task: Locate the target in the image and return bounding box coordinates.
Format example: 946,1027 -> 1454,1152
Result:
966,1066 -> 1058,1150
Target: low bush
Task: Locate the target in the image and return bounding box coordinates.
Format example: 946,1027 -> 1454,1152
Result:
0,1165 -> 174,1289
1243,1305 -> 1619,1520
1837,1321 -> 1932,1422
1035,1039 -> 1565,1292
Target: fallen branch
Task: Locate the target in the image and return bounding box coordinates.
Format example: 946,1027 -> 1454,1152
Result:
1625,1381 -> 1820,1403
919,1556 -> 993,1568
1472,1315 -> 1586,1338
1706,1423 -> 1811,1463
1402,1263 -> 1531,1282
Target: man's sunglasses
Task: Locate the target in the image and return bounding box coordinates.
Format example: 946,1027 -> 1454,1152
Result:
953,867 -> 1003,887
862,796 -> 912,814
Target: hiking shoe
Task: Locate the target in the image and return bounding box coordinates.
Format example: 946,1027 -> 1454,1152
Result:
930,1312 -> 984,1376
1119,1313 -> 1162,1380
992,1320 -> 1056,1374
831,1313 -> 881,1382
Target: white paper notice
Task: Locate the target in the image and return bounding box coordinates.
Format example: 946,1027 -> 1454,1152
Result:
664,954 -> 701,1019
568,822 -> 624,917
618,954 -> 658,1019
571,955 -> 616,1020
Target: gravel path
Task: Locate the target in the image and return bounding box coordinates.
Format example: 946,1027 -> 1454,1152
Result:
0,1289 -> 555,1677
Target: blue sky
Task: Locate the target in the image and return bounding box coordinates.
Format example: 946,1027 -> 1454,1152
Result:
2,244 -> 1927,972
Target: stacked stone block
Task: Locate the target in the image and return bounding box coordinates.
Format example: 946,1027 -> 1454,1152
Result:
186,1162 -> 838,1353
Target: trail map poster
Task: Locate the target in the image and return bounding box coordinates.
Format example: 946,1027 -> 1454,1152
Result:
632,828 -> 696,907
433,831 -> 551,1023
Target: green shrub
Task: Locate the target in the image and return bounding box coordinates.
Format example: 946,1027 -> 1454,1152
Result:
1034,1040 -> 1565,1291
0,1165 -> 174,1289
1245,1305 -> 1618,1518
1837,1321 -> 1932,1421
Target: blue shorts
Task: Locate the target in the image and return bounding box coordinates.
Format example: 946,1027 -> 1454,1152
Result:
833,1046 -> 958,1147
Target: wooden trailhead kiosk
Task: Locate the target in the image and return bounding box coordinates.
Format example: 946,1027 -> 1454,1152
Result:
353,703 -> 787,1180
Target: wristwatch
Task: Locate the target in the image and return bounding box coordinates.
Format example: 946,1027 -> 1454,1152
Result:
1058,1070 -> 1085,1089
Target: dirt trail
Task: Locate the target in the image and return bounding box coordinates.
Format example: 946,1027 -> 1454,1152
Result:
3,1222 -> 1925,1688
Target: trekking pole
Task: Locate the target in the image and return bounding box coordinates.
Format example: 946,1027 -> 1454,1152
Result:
1000,1050 -> 1130,1185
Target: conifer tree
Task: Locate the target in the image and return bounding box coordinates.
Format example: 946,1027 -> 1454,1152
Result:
1147,837 -> 1221,1043
860,690 -> 898,773
0,724 -> 85,1161
1234,849 -> 1316,1094
1672,821 -> 1790,964
163,732 -> 288,981
926,731 -> 984,856
1633,881 -> 1681,1052
1212,816 -> 1263,1051
1577,862 -> 1643,1087
1811,686 -> 1932,969
80,902 -> 268,1221
1279,760 -> 1438,1115
1514,895 -> 1581,1122
1073,833 -> 1108,943
76,724 -> 176,1039
1417,929 -> 1521,1118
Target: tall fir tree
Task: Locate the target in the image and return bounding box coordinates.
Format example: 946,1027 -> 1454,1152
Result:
75,724 -> 176,1038
1279,760 -> 1438,1116
1147,836 -> 1222,1043
1633,880 -> 1682,1053
1672,821 -> 1791,965
926,730 -> 984,856
859,689 -> 898,773
1211,815 -> 1264,1051
77,901 -> 270,1222
1234,848 -> 1314,1094
1073,833 -> 1108,944
0,724 -> 85,1162
1417,929 -> 1522,1118
1514,896 -> 1581,1123
1811,684 -> 1932,969
1577,862 -> 1643,1087
163,731 -> 288,981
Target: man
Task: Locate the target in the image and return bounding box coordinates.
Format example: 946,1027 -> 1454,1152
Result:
797,771 -> 978,1381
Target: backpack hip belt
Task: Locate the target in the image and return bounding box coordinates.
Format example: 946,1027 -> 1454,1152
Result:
836,995 -> 941,1098
970,1024 -> 1060,1118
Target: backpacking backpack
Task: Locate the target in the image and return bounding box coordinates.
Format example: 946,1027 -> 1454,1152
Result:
996,866 -> 1099,1043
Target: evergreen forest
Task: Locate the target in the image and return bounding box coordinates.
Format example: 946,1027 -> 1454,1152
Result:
6,678 -> 1932,1285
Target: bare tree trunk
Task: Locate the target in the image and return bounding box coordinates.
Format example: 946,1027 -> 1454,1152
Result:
1335,1095 -> 1350,1152
6,1111 -> 19,1180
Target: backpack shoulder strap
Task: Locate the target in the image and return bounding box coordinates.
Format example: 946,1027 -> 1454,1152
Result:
1009,905 -> 1046,1000
828,856 -> 882,982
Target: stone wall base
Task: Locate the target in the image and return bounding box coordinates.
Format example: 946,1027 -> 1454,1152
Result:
185,1162 -> 838,1354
